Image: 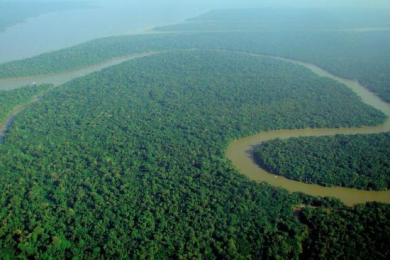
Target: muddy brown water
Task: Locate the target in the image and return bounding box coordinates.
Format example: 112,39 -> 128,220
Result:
225,54 -> 390,206
0,50 -> 390,205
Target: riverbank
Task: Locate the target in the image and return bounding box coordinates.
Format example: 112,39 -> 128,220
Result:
225,53 -> 390,206
0,52 -> 160,91
0,49 -> 390,205
0,52 -> 161,142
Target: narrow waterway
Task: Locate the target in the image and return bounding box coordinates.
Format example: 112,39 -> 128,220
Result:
226,53 -> 390,206
0,48 -> 390,205
0,52 -> 161,142
0,52 -> 160,91
0,116 -> 15,144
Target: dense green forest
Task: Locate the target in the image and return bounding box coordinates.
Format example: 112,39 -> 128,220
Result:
0,9 -> 390,101
157,8 -> 389,32
0,85 -> 52,124
0,51 -> 388,259
253,133 -> 389,190
156,8 -> 390,101
298,202 -> 389,259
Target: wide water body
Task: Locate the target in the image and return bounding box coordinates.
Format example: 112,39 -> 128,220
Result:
0,1 -> 206,63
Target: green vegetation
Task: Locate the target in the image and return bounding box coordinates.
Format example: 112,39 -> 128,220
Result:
253,133 -> 389,190
0,85 -> 52,124
299,202 -> 390,259
158,8 -> 390,101
157,8 -> 389,32
0,51 -> 388,259
0,34 -> 167,77
0,9 -> 390,101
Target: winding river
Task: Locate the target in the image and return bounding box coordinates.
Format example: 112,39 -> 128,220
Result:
0,49 -> 390,206
226,54 -> 390,206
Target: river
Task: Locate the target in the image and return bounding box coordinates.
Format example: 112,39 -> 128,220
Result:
0,52 -> 160,140
0,49 -> 390,205
0,52 -> 159,91
0,1 -> 207,64
226,54 -> 390,206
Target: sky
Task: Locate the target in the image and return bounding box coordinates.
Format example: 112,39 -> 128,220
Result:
7,0 -> 390,10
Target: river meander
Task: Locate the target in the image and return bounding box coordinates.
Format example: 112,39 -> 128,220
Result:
226,54 -> 390,206
0,49 -> 390,206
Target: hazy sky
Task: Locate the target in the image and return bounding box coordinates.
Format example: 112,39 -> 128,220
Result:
8,0 -> 390,10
